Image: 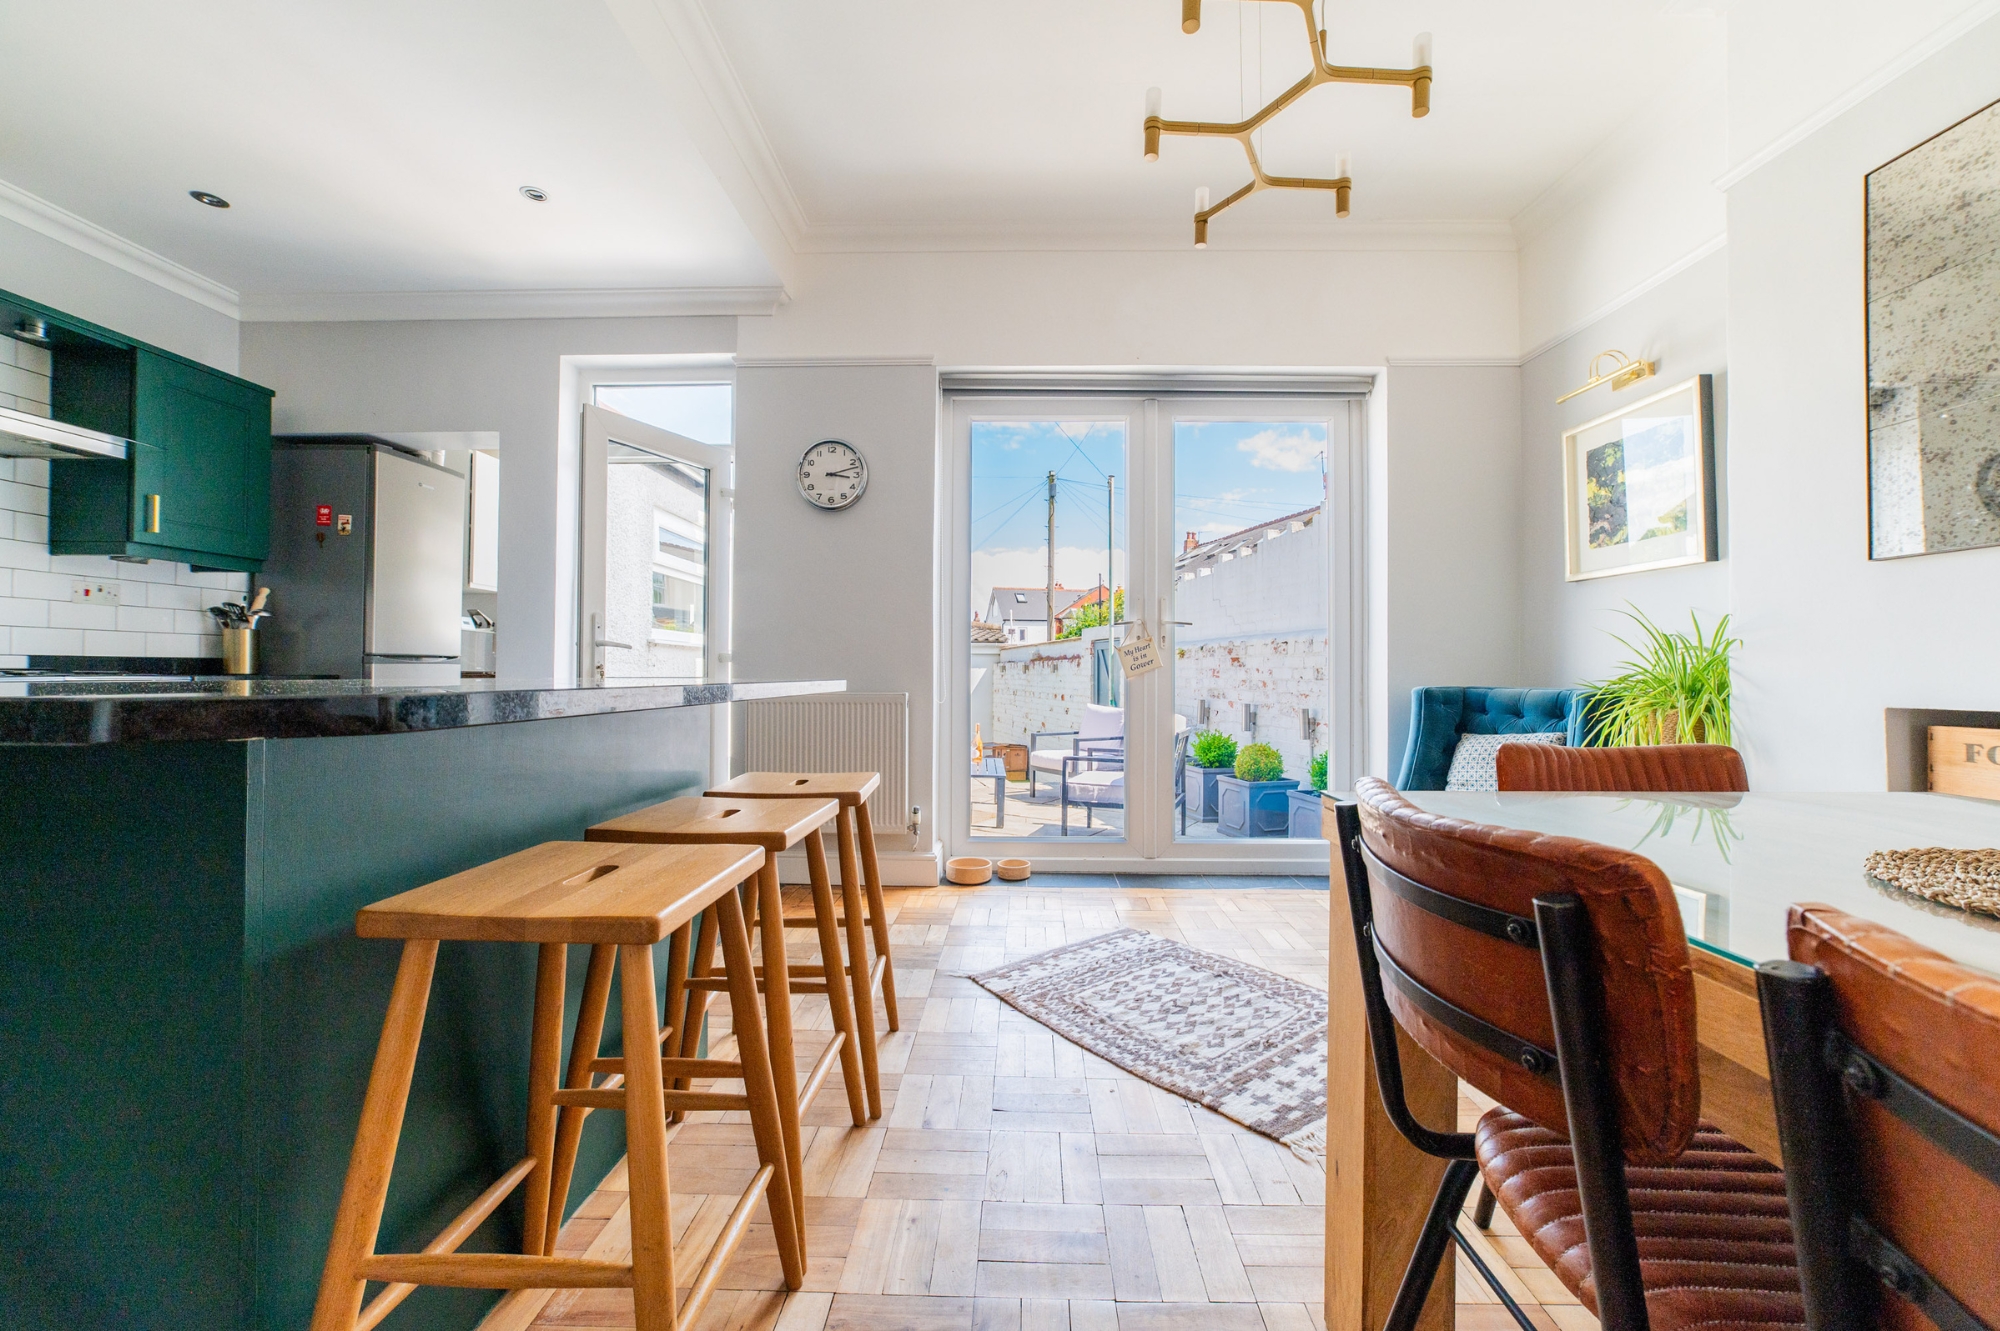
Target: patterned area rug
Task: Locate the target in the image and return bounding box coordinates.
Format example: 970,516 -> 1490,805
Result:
971,928 -> 1328,1165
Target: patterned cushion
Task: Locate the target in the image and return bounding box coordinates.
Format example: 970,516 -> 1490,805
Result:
1445,731 -> 1566,792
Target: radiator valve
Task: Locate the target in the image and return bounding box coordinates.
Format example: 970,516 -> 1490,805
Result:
909,805 -> 922,837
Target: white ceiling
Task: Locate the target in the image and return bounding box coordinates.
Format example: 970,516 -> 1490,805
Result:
0,0 -> 1725,307
696,0 -> 1722,245
0,0 -> 779,305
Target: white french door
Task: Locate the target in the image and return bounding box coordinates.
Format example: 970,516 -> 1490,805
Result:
579,403 -> 734,688
946,391 -> 1363,873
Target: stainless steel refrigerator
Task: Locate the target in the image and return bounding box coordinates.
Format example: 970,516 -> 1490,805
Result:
257,437 -> 467,682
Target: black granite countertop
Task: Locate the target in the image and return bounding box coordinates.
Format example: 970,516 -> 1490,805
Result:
0,677 -> 844,745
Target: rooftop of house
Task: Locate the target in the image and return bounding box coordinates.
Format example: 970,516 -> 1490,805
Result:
1176,506 -> 1322,574
985,585 -> 1089,623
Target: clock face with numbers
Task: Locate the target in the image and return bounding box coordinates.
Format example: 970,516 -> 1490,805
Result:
797,439 -> 868,510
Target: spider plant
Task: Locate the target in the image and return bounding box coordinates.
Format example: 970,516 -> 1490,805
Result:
1585,607 -> 1738,747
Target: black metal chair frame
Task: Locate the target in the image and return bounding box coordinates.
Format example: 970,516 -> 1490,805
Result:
1172,727 -> 1191,837
1757,959 -> 2000,1331
1027,728 -> 1122,798
1332,801 -> 1653,1331
1058,752 -> 1123,835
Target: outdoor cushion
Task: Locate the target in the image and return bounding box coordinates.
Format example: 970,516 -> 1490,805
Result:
1444,731 -> 1566,792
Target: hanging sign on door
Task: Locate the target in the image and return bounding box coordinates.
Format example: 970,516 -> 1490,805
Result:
1116,615 -> 1162,677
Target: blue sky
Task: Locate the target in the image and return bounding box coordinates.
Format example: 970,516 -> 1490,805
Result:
968,418 -> 1327,614
594,382 -> 733,447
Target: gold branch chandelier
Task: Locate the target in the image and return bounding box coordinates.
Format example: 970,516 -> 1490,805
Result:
1142,0 -> 1433,246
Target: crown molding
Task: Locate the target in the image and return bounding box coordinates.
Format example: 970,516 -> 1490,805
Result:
1713,0 -> 2000,190
0,178 -> 240,317
1518,232 -> 1726,364
795,218 -> 1517,254
736,355 -> 938,368
237,286 -> 787,323
1385,356 -> 1524,368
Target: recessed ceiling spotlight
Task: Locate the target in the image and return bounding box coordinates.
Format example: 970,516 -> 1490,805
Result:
189,190 -> 230,209
519,186 -> 548,202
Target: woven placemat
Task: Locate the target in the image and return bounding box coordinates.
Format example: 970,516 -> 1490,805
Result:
1863,848 -> 2000,921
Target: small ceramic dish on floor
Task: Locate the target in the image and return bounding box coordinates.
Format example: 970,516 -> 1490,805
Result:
946,856 -> 993,886
996,858 -> 1031,881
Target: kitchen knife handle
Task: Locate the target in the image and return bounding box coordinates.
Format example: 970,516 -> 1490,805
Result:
146,494 -> 161,534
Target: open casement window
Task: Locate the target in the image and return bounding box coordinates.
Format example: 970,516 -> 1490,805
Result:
579,403 -> 732,685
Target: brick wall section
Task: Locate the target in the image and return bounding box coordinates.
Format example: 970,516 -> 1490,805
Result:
991,640 -> 1093,749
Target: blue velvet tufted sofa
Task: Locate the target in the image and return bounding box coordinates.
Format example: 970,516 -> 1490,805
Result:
1393,687 -> 1594,790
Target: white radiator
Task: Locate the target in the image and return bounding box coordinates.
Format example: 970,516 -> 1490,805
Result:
745,692 -> 909,838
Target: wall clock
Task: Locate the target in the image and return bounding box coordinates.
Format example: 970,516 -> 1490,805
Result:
797,439 -> 868,511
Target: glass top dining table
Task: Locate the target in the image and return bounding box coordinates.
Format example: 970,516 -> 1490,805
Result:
1393,790 -> 2000,978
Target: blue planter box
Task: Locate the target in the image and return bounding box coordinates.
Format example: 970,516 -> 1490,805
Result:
1286,788 -> 1327,840
1215,775 -> 1300,837
1185,763 -> 1227,822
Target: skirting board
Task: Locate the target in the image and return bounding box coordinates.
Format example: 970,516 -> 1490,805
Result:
775,846 -> 942,887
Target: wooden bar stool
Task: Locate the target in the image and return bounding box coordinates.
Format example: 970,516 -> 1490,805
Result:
706,771 -> 898,1119
583,795 -> 872,1247
310,841 -> 802,1331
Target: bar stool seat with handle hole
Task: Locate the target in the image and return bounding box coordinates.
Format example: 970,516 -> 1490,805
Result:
1758,906 -> 2000,1331
704,771 -> 898,1119
585,795 -> 872,1254
310,841 -> 803,1331
1334,779 -> 1805,1331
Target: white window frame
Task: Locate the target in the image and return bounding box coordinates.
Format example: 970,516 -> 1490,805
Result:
943,389 -> 1368,874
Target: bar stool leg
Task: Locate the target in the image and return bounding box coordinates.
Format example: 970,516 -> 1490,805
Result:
617,941 -> 679,1331
815,827 -> 881,1119
752,860 -> 809,1241
520,942 -> 568,1257
854,801 -> 901,1031
678,909 -> 720,1066
544,942 -> 617,1250
659,924 -> 694,1121
805,832 -> 869,1126
310,939 -> 440,1331
712,892 -> 808,1289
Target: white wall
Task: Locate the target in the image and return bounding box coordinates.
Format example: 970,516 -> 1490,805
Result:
1725,12 -> 2000,788
732,360 -> 940,849
0,211 -> 238,372
1380,363 -> 1526,772
239,316 -> 734,683
1518,251 -> 1731,690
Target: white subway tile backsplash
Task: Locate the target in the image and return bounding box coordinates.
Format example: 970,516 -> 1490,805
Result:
172,608 -> 211,635
49,553 -> 120,578
0,361 -> 47,402
14,459 -> 48,488
12,570 -> 71,601
16,341 -> 50,376
0,479 -> 48,515
145,633 -> 202,657
82,629 -> 150,655
0,596 -> 48,628
50,602 -> 118,631
116,605 -> 174,634
149,582 -> 202,610
14,626 -> 83,654
12,513 -> 42,544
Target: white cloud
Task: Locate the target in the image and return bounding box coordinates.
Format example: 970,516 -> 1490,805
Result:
1235,429 -> 1326,473
972,545 -> 1127,620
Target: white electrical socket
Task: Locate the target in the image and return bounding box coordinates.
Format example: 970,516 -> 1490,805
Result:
70,579 -> 121,605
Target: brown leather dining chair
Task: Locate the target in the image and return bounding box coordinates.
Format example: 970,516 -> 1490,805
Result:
1496,741 -> 1749,792
1334,778 -> 1804,1331
1757,906 -> 2000,1331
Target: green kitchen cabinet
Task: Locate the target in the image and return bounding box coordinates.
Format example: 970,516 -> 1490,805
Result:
49,349 -> 274,570
1,285 -> 277,572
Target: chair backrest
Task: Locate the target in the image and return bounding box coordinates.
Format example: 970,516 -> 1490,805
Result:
1496,742 -> 1748,793
1395,686 -> 1590,790
1759,906 -> 2000,1331
1079,703 -> 1123,741
1347,776 -> 1700,1162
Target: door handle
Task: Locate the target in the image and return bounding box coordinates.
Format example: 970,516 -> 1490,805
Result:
594,634 -> 633,651
146,494 -> 161,534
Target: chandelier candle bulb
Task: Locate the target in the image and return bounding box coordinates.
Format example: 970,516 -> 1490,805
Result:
1181,0 -> 1200,34
1144,87 -> 1162,159
1334,154 -> 1352,217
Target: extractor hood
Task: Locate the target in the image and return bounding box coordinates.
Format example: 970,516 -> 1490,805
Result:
0,403 -> 127,461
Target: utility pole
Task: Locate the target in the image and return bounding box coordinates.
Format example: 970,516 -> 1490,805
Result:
1106,474 -> 1115,623
1045,470 -> 1057,642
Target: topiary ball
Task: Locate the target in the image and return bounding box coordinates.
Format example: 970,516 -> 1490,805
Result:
1234,742 -> 1284,782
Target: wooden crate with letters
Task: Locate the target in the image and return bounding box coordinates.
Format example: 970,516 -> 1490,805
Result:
1928,726 -> 2000,800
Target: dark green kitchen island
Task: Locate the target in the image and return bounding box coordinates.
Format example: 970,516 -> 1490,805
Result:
0,676 -> 839,1331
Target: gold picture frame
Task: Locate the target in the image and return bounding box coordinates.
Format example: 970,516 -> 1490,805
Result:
1562,374 -> 1716,581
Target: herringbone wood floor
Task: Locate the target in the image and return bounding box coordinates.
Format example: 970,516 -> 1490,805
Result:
476,886 -> 1600,1331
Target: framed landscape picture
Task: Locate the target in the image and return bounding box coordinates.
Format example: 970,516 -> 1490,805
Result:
1562,374 -> 1716,581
